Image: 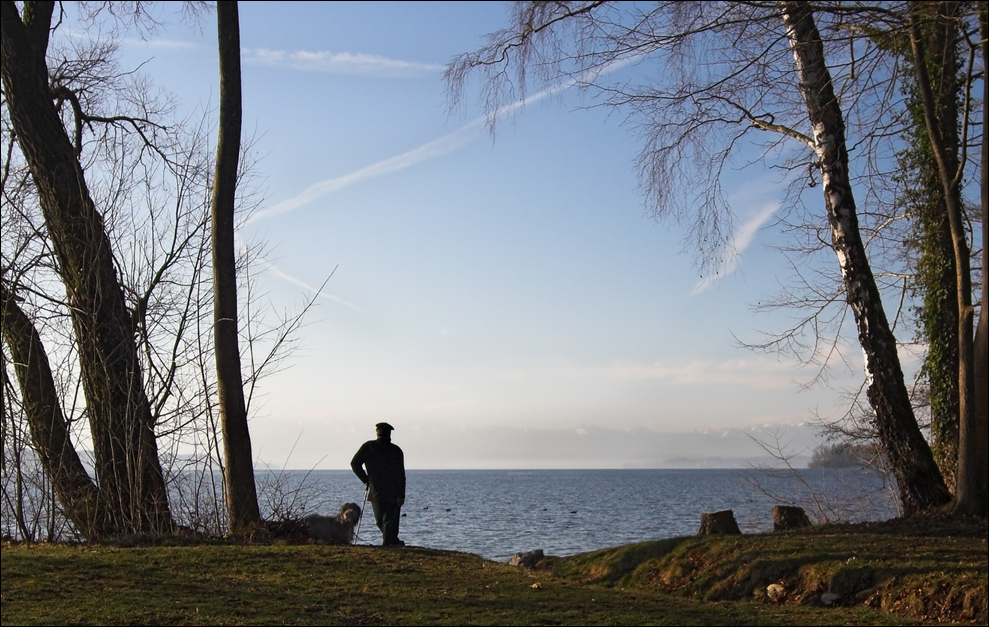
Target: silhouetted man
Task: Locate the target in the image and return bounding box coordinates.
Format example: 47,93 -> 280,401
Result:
351,422 -> 406,546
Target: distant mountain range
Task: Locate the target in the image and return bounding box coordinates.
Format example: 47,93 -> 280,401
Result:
398,422 -> 821,469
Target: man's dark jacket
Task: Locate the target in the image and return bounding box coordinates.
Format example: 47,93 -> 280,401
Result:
351,437 -> 406,502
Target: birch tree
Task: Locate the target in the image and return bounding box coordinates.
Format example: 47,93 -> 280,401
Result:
781,0 -> 950,512
446,0 -> 971,514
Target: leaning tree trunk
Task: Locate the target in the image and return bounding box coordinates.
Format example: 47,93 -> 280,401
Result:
213,0 -> 261,536
0,0 -> 173,535
1,284 -> 110,540
780,0 -> 951,514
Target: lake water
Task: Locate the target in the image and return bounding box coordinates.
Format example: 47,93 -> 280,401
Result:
260,467 -> 901,562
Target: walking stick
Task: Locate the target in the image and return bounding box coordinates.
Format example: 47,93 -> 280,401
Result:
355,483 -> 369,543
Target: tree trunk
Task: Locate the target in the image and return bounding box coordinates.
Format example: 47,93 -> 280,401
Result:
212,0 -> 261,536
1,284 -> 110,540
904,1 -> 962,492
1,0 -> 173,535
907,1 -> 984,517
773,505 -> 812,531
698,510 -> 741,535
780,0 -> 951,514
954,3 -> 988,518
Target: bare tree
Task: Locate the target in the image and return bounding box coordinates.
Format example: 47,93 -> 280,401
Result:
894,1 -> 964,491
2,1 -> 330,540
776,0 -> 985,515
905,0 -> 984,516
781,0 -> 949,512
955,1 -> 988,518
211,0 -> 261,537
446,0 -> 960,514
1,0 -> 174,535
1,283 -> 108,540
1,0 -> 217,540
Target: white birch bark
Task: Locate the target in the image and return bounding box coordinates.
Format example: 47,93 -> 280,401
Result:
780,0 -> 951,514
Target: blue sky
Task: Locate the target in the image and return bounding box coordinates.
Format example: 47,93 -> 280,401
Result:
100,1 -> 888,469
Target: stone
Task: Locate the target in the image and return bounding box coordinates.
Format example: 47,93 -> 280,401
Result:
821,592 -> 841,606
767,583 -> 786,601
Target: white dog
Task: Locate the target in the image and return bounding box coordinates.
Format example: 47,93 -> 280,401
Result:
302,502 -> 362,544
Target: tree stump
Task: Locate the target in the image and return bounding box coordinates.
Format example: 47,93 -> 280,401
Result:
773,505 -> 811,531
698,509 -> 741,535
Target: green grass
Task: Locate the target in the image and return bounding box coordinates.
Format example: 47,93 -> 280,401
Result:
2,518 -> 985,626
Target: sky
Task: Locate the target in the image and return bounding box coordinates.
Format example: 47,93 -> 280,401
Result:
92,1 -> 893,470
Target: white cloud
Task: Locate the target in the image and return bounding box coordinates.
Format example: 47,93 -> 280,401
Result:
246,56 -> 635,225
63,27 -> 200,51
692,200 -> 780,295
491,355 -> 808,390
244,118 -> 484,224
242,48 -> 444,76
263,263 -> 365,313
604,357 -> 803,389
245,79 -> 581,226
240,53 -> 650,308
125,37 -> 200,51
